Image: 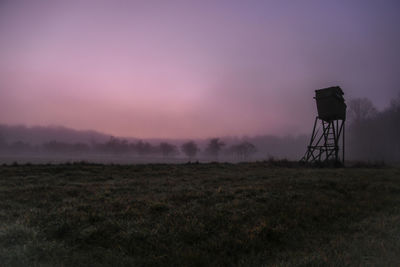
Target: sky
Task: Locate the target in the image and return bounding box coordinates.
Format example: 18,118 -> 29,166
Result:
1,0 -> 399,139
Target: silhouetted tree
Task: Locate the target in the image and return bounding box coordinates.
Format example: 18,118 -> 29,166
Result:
348,98 -> 377,123
159,142 -> 178,157
206,138 -> 225,160
229,141 -> 256,161
71,143 -> 90,153
43,141 -> 70,153
346,95 -> 400,161
181,141 -> 199,160
102,136 -> 129,154
134,140 -> 154,155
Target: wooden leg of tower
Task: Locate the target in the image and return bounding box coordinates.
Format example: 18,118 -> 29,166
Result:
305,117 -> 318,162
342,121 -> 345,165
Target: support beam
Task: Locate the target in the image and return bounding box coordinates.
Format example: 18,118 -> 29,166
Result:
301,117 -> 345,165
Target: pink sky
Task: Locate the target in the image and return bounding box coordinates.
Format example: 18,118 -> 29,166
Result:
1,0 -> 399,138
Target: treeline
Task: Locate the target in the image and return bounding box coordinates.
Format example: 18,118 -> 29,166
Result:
1,94 -> 399,162
0,136 -> 260,161
0,124 -> 111,145
346,95 -> 400,162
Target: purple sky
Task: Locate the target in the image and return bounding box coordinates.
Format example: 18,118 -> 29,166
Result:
1,0 -> 399,138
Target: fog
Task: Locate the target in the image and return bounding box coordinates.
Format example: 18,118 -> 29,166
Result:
0,123 -> 307,164
1,94 -> 399,164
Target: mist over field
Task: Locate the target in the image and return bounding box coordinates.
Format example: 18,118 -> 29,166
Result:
0,94 -> 399,164
0,123 -> 305,164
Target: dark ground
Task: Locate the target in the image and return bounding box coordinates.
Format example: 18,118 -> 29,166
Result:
0,162 -> 399,266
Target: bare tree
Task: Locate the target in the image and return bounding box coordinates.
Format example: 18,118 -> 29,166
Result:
229,141 -> 256,161
181,141 -> 199,160
348,98 -> 377,123
346,94 -> 400,161
206,138 -> 225,160
134,140 -> 154,155
101,136 -> 129,154
159,142 -> 178,157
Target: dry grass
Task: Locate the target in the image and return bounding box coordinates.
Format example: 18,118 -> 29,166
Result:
0,162 -> 399,266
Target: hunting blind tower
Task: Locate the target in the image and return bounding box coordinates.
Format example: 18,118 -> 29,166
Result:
301,86 -> 346,165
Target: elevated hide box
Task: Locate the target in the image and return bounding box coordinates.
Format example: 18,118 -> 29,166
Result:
315,86 -> 346,121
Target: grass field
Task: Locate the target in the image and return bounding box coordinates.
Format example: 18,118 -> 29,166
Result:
0,162 -> 399,266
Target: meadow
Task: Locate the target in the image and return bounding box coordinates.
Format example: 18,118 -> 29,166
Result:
0,162 -> 399,266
